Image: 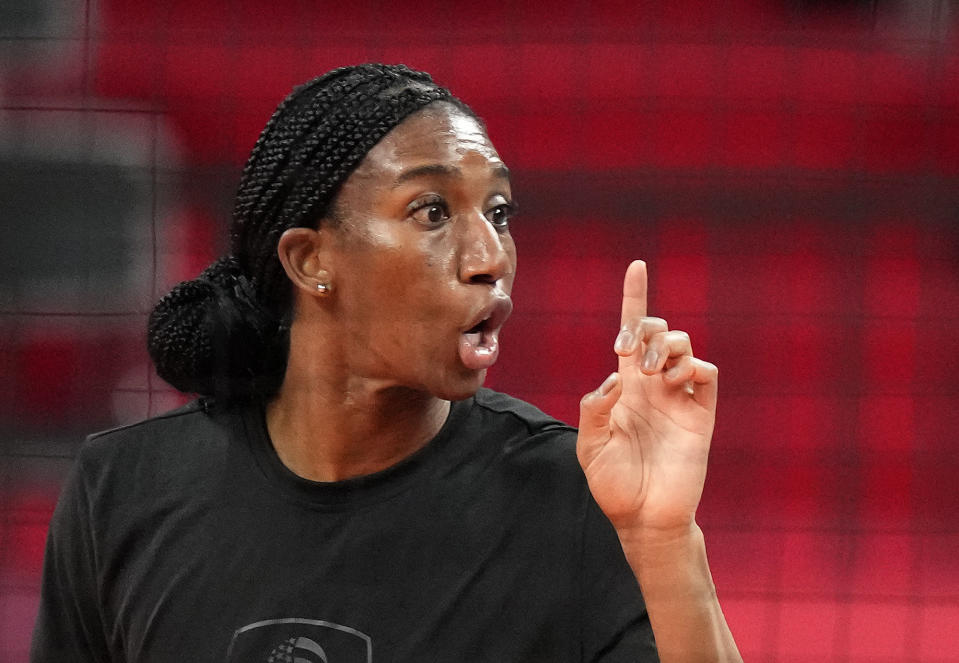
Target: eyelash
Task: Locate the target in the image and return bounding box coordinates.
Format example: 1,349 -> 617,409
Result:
409,195 -> 450,227
408,196 -> 516,231
486,203 -> 516,230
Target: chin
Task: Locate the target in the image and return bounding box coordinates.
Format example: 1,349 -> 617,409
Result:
432,368 -> 488,402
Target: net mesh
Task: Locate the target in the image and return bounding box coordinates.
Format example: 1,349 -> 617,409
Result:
2,1 -> 958,660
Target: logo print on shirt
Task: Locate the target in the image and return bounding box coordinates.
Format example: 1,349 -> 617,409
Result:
225,618 -> 372,663
266,636 -> 329,663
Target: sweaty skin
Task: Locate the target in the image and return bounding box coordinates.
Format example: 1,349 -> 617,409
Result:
268,103 -> 516,482
329,107 -> 516,395
269,103 -> 742,662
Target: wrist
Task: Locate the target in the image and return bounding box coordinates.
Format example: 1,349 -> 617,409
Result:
615,518 -> 701,551
616,522 -> 714,591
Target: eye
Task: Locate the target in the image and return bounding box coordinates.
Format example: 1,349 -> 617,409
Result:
485,202 -> 515,230
408,195 -> 450,228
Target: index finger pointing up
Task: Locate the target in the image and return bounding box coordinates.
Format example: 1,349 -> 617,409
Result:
620,260 -> 648,327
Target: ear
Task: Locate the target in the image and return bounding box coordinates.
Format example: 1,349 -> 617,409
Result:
276,227 -> 333,297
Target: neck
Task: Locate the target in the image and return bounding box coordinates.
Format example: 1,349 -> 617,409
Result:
265,341 -> 450,483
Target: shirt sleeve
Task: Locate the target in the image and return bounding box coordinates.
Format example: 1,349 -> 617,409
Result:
31,449 -> 113,663
578,493 -> 660,663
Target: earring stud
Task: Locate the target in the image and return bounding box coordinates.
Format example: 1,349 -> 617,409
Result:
316,282 -> 329,293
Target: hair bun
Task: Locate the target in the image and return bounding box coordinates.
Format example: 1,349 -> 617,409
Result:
147,257 -> 286,401
148,65 -> 462,404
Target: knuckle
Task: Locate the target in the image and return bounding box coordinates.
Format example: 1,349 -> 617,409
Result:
623,317 -> 640,331
694,358 -> 719,377
665,330 -> 692,354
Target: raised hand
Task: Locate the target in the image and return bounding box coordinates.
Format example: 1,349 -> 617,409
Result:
576,260 -> 718,535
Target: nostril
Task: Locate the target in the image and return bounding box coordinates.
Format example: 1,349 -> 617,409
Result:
469,272 -> 497,285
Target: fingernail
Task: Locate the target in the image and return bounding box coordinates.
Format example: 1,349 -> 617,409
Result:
599,372 -> 619,395
642,350 -> 659,371
614,328 -> 634,354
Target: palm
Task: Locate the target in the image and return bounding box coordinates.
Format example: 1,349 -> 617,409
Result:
577,261 -> 717,533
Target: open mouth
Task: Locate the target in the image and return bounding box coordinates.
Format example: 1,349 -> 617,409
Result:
463,319 -> 488,345
459,297 -> 512,371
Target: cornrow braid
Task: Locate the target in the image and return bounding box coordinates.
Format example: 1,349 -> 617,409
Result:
233,64 -> 456,315
147,63 -> 473,404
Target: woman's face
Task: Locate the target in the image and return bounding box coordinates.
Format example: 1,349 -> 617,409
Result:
322,103 -> 517,400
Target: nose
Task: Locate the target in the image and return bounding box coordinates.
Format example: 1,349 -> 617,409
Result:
458,210 -> 513,285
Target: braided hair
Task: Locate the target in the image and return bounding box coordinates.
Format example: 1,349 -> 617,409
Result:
148,64 -> 473,404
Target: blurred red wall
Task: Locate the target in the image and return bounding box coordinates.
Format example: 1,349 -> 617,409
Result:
2,1 -> 958,661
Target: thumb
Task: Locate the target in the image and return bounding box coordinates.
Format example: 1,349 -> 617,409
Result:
577,372 -> 621,453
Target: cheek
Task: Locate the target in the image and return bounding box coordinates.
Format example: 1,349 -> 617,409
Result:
414,232 -> 459,285
342,224 -> 417,287
504,241 -> 519,291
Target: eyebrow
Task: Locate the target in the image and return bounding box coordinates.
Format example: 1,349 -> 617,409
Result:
392,162 -> 510,188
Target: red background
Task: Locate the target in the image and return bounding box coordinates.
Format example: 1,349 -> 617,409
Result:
2,1 -> 958,661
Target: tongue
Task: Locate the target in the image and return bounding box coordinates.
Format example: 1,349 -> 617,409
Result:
459,330 -> 500,370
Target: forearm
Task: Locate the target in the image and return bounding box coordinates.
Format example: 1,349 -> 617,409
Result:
618,523 -> 742,663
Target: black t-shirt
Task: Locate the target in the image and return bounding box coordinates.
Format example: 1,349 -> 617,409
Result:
32,389 -> 658,662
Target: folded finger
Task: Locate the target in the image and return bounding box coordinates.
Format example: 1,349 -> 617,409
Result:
578,372 -> 622,446
614,316 -> 668,356
663,356 -> 718,409
641,329 -> 692,374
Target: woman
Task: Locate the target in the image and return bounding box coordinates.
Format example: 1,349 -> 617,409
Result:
33,64 -> 741,662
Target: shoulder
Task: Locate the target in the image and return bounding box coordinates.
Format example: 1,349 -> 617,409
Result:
87,399 -> 208,439
81,400 -> 217,459
75,399 -> 238,501
466,388 -> 583,483
471,387 -> 576,438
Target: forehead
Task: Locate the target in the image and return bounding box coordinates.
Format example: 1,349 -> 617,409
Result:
355,104 -> 504,180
